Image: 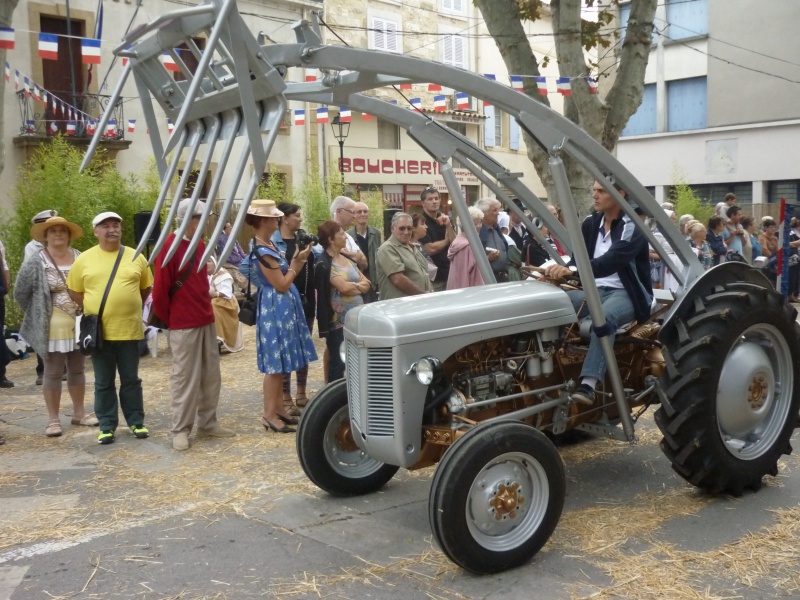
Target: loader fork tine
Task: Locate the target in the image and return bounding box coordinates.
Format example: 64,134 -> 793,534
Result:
161,115 -> 221,268
199,110 -> 243,268
149,122 -> 205,264
133,126 -> 190,259
206,97 -> 285,270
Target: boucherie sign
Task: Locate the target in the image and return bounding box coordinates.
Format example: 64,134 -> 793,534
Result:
334,147 -> 477,186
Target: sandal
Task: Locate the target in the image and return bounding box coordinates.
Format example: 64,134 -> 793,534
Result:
71,414 -> 100,427
295,393 -> 309,408
45,421 -> 63,437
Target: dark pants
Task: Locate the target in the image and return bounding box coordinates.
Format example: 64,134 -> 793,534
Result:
0,295 -> 9,379
326,327 -> 345,383
91,340 -> 145,431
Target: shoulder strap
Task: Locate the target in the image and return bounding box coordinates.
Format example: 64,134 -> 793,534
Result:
167,246 -> 196,297
42,248 -> 70,286
98,247 -> 125,319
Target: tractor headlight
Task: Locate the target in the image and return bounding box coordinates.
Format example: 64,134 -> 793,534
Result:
339,341 -> 347,364
415,356 -> 442,385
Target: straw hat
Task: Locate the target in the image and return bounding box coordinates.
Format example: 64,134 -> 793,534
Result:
30,216 -> 83,243
246,199 -> 283,218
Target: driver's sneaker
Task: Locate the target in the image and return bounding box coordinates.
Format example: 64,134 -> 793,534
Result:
571,384 -> 596,406
98,430 -> 115,445
130,424 -> 149,439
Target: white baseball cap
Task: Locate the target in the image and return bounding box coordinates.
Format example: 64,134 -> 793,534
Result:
92,211 -> 123,228
176,198 -> 206,221
31,209 -> 58,224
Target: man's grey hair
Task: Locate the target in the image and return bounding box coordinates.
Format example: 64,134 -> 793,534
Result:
474,197 -> 499,214
391,212 -> 412,227
330,195 -> 353,218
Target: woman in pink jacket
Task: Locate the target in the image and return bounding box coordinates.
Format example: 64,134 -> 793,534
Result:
446,206 -> 485,290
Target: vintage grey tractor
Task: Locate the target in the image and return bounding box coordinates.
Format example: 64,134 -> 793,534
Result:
85,0 -> 800,575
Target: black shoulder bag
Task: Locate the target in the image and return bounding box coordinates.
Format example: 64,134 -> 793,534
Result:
79,247 -> 125,356
238,243 -> 258,326
147,247 -> 196,330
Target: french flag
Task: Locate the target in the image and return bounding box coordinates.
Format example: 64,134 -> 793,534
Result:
49,121 -> 58,135
428,83 -> 442,92
14,70 -> 18,90
23,77 -> 30,99
25,120 -> 35,133
339,108 -> 351,123
162,52 -> 179,72
39,33 -> 59,60
557,77 -> 572,96
0,28 -> 15,51
433,95 -> 446,112
409,98 -> 422,112
305,68 -> 317,82
167,120 -> 174,134
87,120 -> 97,135
535,76 -> 548,96
81,38 -> 101,65
362,112 -> 373,121
42,90 -> 47,104
66,121 -> 77,136
106,120 -> 117,137
586,76 -> 598,94
316,107 -> 328,124
484,73 -> 496,81
33,84 -> 40,102
293,110 -> 305,126
511,75 -> 524,91
127,119 -> 136,133
399,83 -> 412,90
455,92 -> 469,110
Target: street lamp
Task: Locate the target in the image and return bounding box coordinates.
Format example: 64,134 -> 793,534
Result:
330,114 -> 350,173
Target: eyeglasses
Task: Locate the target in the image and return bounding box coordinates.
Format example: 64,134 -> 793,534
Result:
339,208 -> 355,215
395,226 -> 413,232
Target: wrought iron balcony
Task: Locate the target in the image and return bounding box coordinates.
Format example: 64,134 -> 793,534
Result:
14,90 -> 129,141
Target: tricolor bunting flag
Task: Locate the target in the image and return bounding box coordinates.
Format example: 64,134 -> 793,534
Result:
433,95 -> 446,112
316,107 -> 328,124
362,112 -> 373,120
162,52 -> 179,72
49,121 -> 58,134
4,62 -> 9,82
535,76 -> 548,96
557,77 -> 572,96
167,120 -> 174,134
128,120 -> 136,133
87,120 -> 97,135
107,120 -> 117,136
455,92 -> 469,110
81,39 -> 101,65
305,68 -> 317,82
428,83 -> 442,92
65,121 -> 77,136
293,110 -> 305,126
399,83 -> 412,90
23,77 -> 30,99
33,84 -> 40,102
511,75 -> 524,91
409,98 -> 422,112
39,33 -> 59,60
339,108 -> 351,123
0,28 -> 15,50
586,77 -> 598,94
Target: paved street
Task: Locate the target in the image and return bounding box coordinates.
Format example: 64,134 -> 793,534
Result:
2,327 -> 800,599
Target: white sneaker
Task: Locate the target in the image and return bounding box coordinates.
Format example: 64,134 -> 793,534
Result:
173,431 -> 190,451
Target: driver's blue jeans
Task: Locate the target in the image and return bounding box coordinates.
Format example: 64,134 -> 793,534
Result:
566,287 -> 635,382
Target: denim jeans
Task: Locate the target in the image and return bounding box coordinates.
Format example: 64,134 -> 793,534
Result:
567,287 -> 635,381
326,327 -> 345,383
91,340 -> 145,431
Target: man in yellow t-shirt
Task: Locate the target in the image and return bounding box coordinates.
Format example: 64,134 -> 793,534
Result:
67,212 -> 153,445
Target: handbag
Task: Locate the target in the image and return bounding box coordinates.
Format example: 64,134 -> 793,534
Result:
146,247 -> 196,330
239,247 -> 257,326
79,247 -> 125,356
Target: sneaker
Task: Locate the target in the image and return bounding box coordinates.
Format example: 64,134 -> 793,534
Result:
196,425 -> 236,439
571,384 -> 596,406
98,430 -> 115,445
172,431 -> 189,451
130,425 -> 149,439
0,378 -> 14,388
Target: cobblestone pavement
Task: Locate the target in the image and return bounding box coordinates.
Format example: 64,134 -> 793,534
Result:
2,327 -> 800,599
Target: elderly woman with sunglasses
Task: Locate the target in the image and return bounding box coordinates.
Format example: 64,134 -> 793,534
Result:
15,216 -> 98,437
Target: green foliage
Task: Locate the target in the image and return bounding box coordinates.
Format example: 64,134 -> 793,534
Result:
295,169 -> 344,231
2,137 -> 159,325
669,181 -> 714,227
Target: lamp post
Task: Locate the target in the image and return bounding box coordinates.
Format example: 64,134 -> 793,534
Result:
330,114 -> 350,173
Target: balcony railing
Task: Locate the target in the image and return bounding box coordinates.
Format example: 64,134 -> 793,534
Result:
16,91 -> 126,141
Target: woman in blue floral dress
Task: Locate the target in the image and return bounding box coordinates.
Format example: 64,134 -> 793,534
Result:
244,200 -> 317,433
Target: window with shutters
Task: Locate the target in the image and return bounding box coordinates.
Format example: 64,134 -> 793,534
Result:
369,15 -> 401,54
666,0 -> 707,41
484,105 -> 495,148
622,83 -> 657,136
667,76 -> 707,132
441,0 -> 466,16
509,117 -> 520,151
441,31 -> 468,69
494,108 -> 504,147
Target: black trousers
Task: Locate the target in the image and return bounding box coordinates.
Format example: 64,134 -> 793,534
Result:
0,295 -> 10,379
